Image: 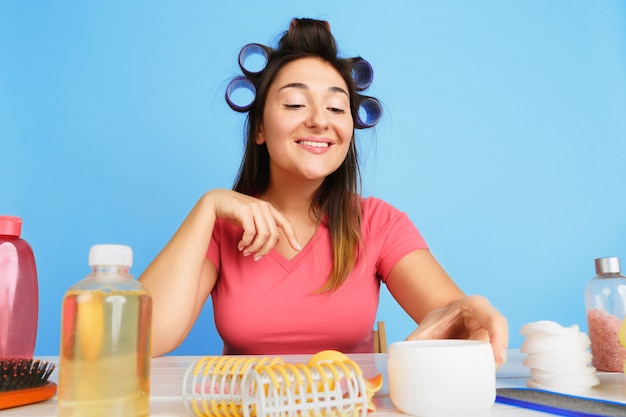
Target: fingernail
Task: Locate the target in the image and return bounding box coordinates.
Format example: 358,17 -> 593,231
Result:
295,242 -> 302,251
500,348 -> 508,364
253,255 -> 263,262
242,251 -> 250,257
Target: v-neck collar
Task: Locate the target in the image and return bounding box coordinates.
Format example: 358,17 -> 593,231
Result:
268,224 -> 322,271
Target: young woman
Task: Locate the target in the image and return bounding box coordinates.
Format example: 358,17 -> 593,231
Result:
138,18 -> 508,365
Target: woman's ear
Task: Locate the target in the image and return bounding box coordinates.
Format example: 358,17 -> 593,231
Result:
255,125 -> 266,145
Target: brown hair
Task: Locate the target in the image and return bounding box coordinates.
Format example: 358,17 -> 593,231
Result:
233,18 -> 363,291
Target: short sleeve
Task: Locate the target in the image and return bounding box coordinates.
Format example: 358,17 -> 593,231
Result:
362,198 -> 429,283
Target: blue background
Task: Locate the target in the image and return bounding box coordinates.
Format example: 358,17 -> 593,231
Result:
2,1 -> 625,355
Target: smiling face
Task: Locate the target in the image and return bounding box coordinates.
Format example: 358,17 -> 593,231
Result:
256,57 -> 355,186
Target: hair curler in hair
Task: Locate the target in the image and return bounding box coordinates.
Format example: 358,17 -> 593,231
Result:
225,76 -> 256,112
238,43 -> 271,77
350,58 -> 374,91
356,96 -> 382,128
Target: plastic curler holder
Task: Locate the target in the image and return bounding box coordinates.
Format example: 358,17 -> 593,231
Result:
182,352 -> 380,417
226,76 -> 256,112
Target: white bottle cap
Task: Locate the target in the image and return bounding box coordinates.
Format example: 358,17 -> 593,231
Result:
89,244 -> 133,267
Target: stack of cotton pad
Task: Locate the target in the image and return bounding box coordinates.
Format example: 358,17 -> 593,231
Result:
520,321 -> 599,392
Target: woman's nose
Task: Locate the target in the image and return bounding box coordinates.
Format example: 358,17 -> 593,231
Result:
306,106 -> 329,130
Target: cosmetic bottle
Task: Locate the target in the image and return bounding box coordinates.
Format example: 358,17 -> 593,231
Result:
584,257 -> 626,372
0,216 -> 38,359
58,244 -> 152,417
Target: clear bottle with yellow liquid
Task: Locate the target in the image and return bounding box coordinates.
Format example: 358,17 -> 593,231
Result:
58,244 -> 152,417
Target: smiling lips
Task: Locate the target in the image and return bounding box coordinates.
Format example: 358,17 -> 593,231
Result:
298,140 -> 330,148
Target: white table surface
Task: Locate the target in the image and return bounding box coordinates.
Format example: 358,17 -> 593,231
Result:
4,350 -> 626,416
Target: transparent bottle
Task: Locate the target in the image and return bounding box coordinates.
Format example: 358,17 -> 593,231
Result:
0,215 -> 38,359
584,257 -> 626,372
58,244 -> 152,417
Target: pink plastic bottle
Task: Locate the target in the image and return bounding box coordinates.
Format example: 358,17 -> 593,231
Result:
0,216 -> 38,359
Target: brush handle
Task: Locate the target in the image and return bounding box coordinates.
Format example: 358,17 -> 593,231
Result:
0,382 -> 57,410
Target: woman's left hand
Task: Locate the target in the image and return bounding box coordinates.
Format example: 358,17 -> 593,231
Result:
406,295 -> 509,367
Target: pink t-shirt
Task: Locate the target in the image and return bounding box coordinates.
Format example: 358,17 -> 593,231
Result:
207,197 -> 428,354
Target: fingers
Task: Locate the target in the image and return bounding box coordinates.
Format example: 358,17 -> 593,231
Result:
273,214 -> 302,252
405,295 -> 509,367
240,202 -> 280,260
230,196 -> 301,260
463,296 -> 509,366
489,312 -> 509,367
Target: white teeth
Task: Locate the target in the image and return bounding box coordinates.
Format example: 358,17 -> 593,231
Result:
299,140 -> 329,148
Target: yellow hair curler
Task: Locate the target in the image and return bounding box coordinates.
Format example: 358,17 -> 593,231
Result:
182,350 -> 382,417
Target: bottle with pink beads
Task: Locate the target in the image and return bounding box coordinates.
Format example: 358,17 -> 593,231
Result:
584,256 -> 626,372
0,215 -> 38,359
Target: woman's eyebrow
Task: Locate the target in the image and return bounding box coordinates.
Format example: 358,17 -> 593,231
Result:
278,82 -> 349,97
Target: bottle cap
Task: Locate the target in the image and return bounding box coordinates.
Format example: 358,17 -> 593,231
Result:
89,244 -> 133,267
594,257 -> 621,275
0,216 -> 22,237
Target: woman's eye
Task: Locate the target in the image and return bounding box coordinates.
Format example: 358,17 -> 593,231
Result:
284,104 -> 304,109
328,107 -> 346,114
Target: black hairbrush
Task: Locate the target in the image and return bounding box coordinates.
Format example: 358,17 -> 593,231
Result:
0,358 -> 57,409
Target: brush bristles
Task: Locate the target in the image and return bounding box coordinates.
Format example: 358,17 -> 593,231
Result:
0,359 -> 56,392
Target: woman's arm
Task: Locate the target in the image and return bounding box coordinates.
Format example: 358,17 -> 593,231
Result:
385,249 -> 509,366
139,189 -> 301,356
139,193 -> 219,356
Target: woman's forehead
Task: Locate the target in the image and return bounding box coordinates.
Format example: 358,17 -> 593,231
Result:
272,57 -> 348,91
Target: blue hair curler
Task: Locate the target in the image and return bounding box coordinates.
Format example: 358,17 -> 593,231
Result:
351,59 -> 374,91
356,96 -> 382,128
238,43 -> 270,77
225,76 -> 256,112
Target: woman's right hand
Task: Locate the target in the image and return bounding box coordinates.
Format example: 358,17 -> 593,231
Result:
204,189 -> 301,260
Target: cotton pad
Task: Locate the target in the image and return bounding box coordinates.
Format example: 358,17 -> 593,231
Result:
520,320 -> 599,392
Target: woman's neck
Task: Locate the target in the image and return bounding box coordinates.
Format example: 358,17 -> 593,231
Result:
261,178 -> 321,219
260,179 -> 322,257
